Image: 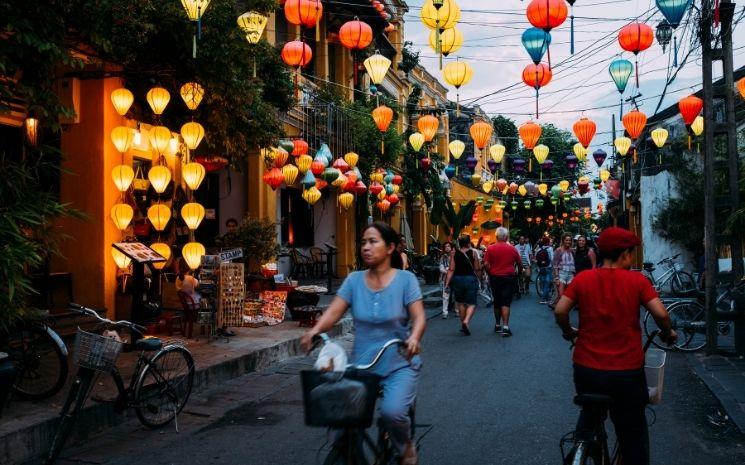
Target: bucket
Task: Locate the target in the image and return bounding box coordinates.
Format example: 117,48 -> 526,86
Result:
645,348 -> 666,405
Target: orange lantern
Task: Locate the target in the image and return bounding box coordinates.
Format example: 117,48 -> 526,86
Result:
263,167 -> 284,190
284,0 -> 323,34
678,95 -> 703,126
292,138 -> 309,156
339,18 -> 373,50
372,105 -> 394,132
622,108 -> 647,140
526,0 -> 568,32
522,63 -> 552,118
281,40 -> 313,68
469,121 -> 493,150
572,116 -> 596,148
737,77 -> 745,99
377,199 -> 391,213
618,22 -> 653,87
417,114 -> 439,142
519,121 -> 542,150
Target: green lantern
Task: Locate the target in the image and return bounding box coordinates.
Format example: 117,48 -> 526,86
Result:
535,198 -> 545,208
510,200 -> 519,211
523,200 -> 532,210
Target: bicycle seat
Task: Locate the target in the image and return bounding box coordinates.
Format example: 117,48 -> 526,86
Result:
134,337 -> 162,352
574,394 -> 613,407
642,262 -> 655,271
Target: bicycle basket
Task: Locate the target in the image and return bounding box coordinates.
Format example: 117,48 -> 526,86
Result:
301,370 -> 380,428
73,329 -> 123,372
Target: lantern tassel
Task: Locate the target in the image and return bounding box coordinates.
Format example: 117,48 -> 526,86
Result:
353,55 -> 358,86
197,7 -> 202,40
316,13 -> 320,42
570,14 -> 575,55
193,34 -> 197,59
635,57 -> 639,88
436,29 -> 442,69
253,57 -> 257,78
456,92 -> 460,116
529,158 -> 532,172
619,97 -> 624,121
673,35 -> 678,68
295,68 -> 299,98
547,44 -> 552,70
688,134 -> 692,151
535,87 -> 539,119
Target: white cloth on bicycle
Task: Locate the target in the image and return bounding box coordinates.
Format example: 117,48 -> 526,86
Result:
314,341 -> 348,372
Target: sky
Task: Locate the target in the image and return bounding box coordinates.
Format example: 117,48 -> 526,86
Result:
402,0 -> 745,154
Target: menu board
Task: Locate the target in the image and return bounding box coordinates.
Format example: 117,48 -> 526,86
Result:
113,242 -> 167,263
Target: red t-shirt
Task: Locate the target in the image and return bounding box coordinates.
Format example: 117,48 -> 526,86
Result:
563,268 -> 659,370
484,242 -> 521,277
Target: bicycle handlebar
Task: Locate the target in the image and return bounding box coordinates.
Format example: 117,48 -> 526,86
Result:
311,333 -> 406,371
656,253 -> 681,265
69,303 -> 147,335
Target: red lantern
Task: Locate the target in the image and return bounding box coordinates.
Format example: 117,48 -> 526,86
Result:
417,114 -> 439,142
195,156 -> 228,172
377,199 -> 391,213
392,174 -> 403,185
332,158 -> 350,172
343,177 -> 356,192
339,19 -> 373,50
284,0 -> 323,29
420,157 -> 432,170
470,120 -> 493,150
292,139 -> 309,156
315,178 -> 328,190
372,105 -> 394,132
281,40 -> 313,68
387,193 -> 400,205
526,0 -> 568,31
572,117 -> 596,148
369,181 -> 383,196
496,178 -> 508,192
354,180 -> 368,195
345,170 -> 358,183
678,95 -> 703,126
519,121 -> 542,150
508,182 -> 519,195
622,109 -> 647,140
311,160 -> 325,175
522,63 -> 552,89
263,167 -> 284,190
618,22 -> 653,87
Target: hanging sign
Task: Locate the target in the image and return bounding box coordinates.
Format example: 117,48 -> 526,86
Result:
219,248 -> 244,262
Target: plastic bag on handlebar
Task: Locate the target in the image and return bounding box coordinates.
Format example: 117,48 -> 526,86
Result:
314,341 -> 347,372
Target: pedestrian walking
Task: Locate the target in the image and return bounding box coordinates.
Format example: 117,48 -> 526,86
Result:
554,227 -> 678,465
397,236 -> 410,271
483,227 -> 523,337
515,236 -> 533,297
552,233 -> 575,306
534,236 -> 554,304
574,235 -> 597,275
445,235 -> 481,336
439,241 -> 455,319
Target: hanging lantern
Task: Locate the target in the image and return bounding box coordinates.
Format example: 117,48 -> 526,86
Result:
364,52 -> 392,85
292,139 -> 309,157
618,23 -> 654,87
296,154 -> 313,174
533,144 -> 549,164
578,179 -> 589,195
421,0 -> 461,68
110,126 -> 133,153
339,18 -> 373,50
338,192 -> 354,210
372,105 -> 394,132
146,87 -> 170,115
420,157 -> 432,170
182,162 -> 206,190
572,117 -> 596,148
149,242 -> 171,270
526,0 -> 567,67
302,186 -> 322,205
443,60 -> 473,113
147,204 -> 171,231
321,167 -> 339,184
110,88 -> 134,116
370,169 -> 385,183
522,63 -> 552,118
448,141 -> 468,163
489,144 -> 506,163
284,0 -> 323,31
622,108 -> 647,140
538,183 -> 548,196
592,149 -> 607,168
609,59 -> 634,118
180,122 -> 205,150
332,158 -> 350,173
387,193 -> 400,206
614,137 -> 632,157
111,165 -> 135,192
512,158 -> 526,173
110,203 -> 134,231
263,167 -> 284,190
518,184 -> 528,197
148,165 -> 172,193
418,114 -> 440,142
377,199 -> 392,213
600,169 -> 611,183
558,180 -> 570,192
344,152 -> 359,168
573,142 -> 588,161
465,156 -> 478,170
182,242 -> 206,270
111,247 -> 132,270
237,11 -> 269,44
678,94 -> 703,125
519,121 -> 541,150
311,159 -> 325,176
444,164 -> 456,179
353,180 -> 367,195
470,120 -> 493,150
651,127 -> 669,149
656,19 -> 673,52
301,170 -> 316,189
495,178 -> 508,191
522,27 -> 551,64
565,155 -> 578,170
691,115 -> 704,136
23,117 -> 38,146
471,173 -> 482,187
524,200 -> 532,210
409,132 -> 425,152
481,181 -> 493,194
369,181 -> 383,196
149,126 -> 172,157
180,0 -> 212,57
274,148 -> 290,167
181,202 -> 206,230
657,0 -> 692,29
429,27 -> 463,57
332,173 -> 348,188
281,40 -> 313,67
180,82 -> 205,111
282,163 -> 299,185
487,159 -> 498,173
541,159 -> 554,177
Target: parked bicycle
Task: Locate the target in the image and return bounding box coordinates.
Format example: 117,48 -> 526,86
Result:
535,271 -> 557,305
641,254 -> 696,296
46,304 -> 195,464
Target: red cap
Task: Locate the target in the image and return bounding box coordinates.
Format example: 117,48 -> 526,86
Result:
596,227 -> 641,253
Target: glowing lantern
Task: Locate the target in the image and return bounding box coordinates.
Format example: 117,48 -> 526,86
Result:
387,194 -> 400,206
489,144 -> 506,163
354,180 -> 367,195
421,0 -> 460,68
691,115 -> 704,136
302,186 -> 322,205
344,152 -> 359,168
678,95 -> 703,126
418,115 -> 439,142
622,109 -> 647,141
147,204 -> 171,231
526,0 -> 568,32
181,202 -> 206,230
110,203 -> 133,231
296,154 -> 313,174
23,117 -> 38,146
364,52 -> 392,85
322,167 -> 339,184
609,59 -> 633,94
284,0 -> 323,32
111,247 -> 131,269
183,162 -> 206,190
443,60 -> 473,112
448,140 -> 465,160
274,148 -> 289,167
237,11 -> 269,44
737,77 -> 745,99
182,242 -> 205,270
470,121 -> 493,150
149,126 -> 172,157
471,173 -> 482,186
533,144 -> 549,164
409,132 -> 425,152
482,181 -> 493,194
150,243 -> 171,270
338,192 -> 354,210
429,27 -> 463,57
311,160 -> 325,176
148,165 -> 172,193
573,143 -> 588,161
146,87 -> 170,115
339,18 -> 373,50
180,82 -> 204,111
281,40 -> 313,68
618,23 -> 654,87
263,167 -> 284,190
111,126 -> 133,153
573,117 -> 596,148
377,199 -> 391,213
519,121 -> 541,150
111,165 -> 135,192
538,183 -> 548,196
651,127 -> 668,148
518,184 -> 528,197
110,88 -> 134,116
180,122 -> 205,150
614,137 -> 632,156
600,169 -> 611,183
372,105 -> 394,132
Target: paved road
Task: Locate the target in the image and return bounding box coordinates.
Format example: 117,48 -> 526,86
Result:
57,296 -> 745,464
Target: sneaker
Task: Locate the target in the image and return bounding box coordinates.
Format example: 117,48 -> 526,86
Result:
495,325 -> 502,333
442,313 -> 448,319
460,323 -> 471,336
501,326 -> 513,337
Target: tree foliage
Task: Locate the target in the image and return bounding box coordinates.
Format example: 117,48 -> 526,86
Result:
491,115 -> 519,154
399,41 -> 420,76
430,200 -> 477,240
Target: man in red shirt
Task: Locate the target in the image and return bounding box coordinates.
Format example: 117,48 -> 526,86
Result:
483,227 -> 522,337
554,227 -> 677,465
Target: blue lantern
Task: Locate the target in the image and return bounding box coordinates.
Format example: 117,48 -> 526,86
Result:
444,164 -> 456,179
609,59 -> 633,94
521,28 -> 551,65
301,170 -> 316,189
465,156 -> 478,170
462,171 -> 472,184
656,0 -> 692,29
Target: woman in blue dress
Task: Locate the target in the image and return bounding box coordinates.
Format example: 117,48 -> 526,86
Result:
301,221 -> 426,465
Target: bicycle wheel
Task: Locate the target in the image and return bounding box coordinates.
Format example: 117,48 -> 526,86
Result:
45,369 -> 95,465
6,324 -> 68,400
323,434 -> 372,465
569,442 -> 603,465
643,311 -> 673,350
671,272 -> 696,296
134,345 -> 195,428
668,301 -> 707,352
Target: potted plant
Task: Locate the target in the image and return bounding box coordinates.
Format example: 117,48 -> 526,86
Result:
234,216 -> 279,273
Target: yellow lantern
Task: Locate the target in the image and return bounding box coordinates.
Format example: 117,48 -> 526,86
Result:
296,154 -> 313,173
111,247 -> 132,269
482,181 -> 493,194
147,204 -> 171,231
363,52 -> 392,85
377,190 -> 387,201
691,115 -> 704,136
420,0 -> 460,32
237,11 -> 268,44
533,144 -> 549,164
338,192 -> 354,210
573,143 -> 588,161
370,171 -> 384,183
344,152 -> 359,168
182,162 -> 206,190
471,173 -> 482,186
332,173 -> 347,188
24,117 -> 39,146
429,27 -> 463,56
180,122 -> 205,150
182,242 -> 206,270
392,184 -> 401,194
111,165 -> 135,192
165,137 -> 181,158
651,127 -> 668,149
558,180 -> 570,192
282,163 -> 299,185
110,203 -> 133,231
110,126 -> 133,153
538,183 -> 548,196
150,242 -> 171,270
146,87 -> 170,115
443,60 -> 473,89
180,82 -> 205,111
181,202 -> 206,230
302,186 -> 322,205
409,132 -> 425,152
614,136 -> 632,156
448,140 -> 465,160
149,126 -> 172,156
110,88 -> 134,116
518,185 -> 528,197
148,165 -> 172,194
489,144 -> 506,163
600,169 -> 611,183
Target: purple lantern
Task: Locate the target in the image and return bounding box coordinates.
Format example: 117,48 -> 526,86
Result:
592,149 -> 607,167
511,158 -> 526,173
565,154 -> 578,170
465,156 -> 478,170
541,159 -> 554,176
524,180 -> 537,196
487,159 -> 498,173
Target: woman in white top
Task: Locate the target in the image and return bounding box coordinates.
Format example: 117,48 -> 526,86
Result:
176,258 -> 201,306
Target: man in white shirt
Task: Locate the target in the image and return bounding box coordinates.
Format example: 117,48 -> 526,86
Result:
515,236 -> 533,297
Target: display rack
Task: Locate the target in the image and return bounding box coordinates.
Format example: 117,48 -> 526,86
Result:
218,263 -> 245,328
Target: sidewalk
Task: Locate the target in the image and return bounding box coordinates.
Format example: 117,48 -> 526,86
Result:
687,352 -> 745,433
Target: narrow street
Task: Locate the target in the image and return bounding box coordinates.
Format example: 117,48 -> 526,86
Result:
57,296 -> 745,465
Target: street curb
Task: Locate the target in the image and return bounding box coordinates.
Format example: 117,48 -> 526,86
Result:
2,320 -> 353,465
686,353 -> 745,434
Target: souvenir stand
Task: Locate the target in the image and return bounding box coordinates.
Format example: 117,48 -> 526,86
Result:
196,255 -> 220,339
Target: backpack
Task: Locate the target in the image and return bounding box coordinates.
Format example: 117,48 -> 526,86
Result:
536,247 -> 550,267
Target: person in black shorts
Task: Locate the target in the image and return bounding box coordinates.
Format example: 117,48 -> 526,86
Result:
483,227 -> 522,337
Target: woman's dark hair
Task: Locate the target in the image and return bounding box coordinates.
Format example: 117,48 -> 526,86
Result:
363,221 -> 403,269
576,235 -> 587,250
443,241 -> 454,251
177,258 -> 189,280
457,235 -> 471,248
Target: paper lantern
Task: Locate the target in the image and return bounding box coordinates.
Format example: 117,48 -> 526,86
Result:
614,137 -> 632,156
418,115 -> 439,141
651,127 -> 668,148
180,122 -> 205,150
284,0 -> 323,29
339,19 -> 373,50
354,180 -> 367,195
573,143 -> 588,161
573,117 -> 596,148
183,162 -> 206,190
282,164 -> 299,184
533,144 -> 549,164
263,167 -> 284,190
657,0 -> 693,29
281,40 -> 313,68
377,199 -> 391,213
150,242 -> 171,270
522,63 -> 552,89
519,121 -> 541,150
110,126 -> 133,153
470,121 -> 493,150
302,186 -> 322,205
538,183 -> 548,196
420,0 -> 460,32
111,165 -> 135,192
146,87 -> 170,115
180,82 -> 204,111
338,192 -> 354,210
420,157 -> 432,170
618,23 -> 654,54
332,173 -> 347,188
310,160 -> 325,176
609,59 -> 634,94
443,60 -> 473,89
23,117 -> 38,146
291,139 -> 309,157
691,115 -> 704,136
344,152 -> 359,168
370,169 -> 384,183
518,184 -> 528,197
181,202 -> 206,230
558,180 -> 570,192
274,148 -> 289,167
482,181 -> 493,194
148,165 -> 172,193
111,247 -> 132,269
372,105 -> 394,132
622,109 -> 647,140
465,156 -> 478,170
526,0 -> 568,31
471,173 -> 482,186
110,203 -> 133,231
429,27 -> 463,56
237,11 -> 269,44
149,126 -> 172,157
678,95 -> 703,126
489,144 -> 506,163
295,154 -> 313,174
332,158 -> 350,173
182,242 -> 205,270
409,132 -> 425,152
147,204 -> 171,231
301,170 -> 317,189
600,169 -> 611,183
512,158 -> 526,173
110,88 -> 134,116
542,159 -> 554,176
444,164 -> 456,179
364,52 -> 392,85
522,27 -> 551,64
448,140 -> 465,160
565,155 -> 578,170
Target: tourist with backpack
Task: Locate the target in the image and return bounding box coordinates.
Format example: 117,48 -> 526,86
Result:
534,237 -> 554,304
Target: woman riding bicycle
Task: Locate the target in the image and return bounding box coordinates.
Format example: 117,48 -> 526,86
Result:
301,221 -> 426,465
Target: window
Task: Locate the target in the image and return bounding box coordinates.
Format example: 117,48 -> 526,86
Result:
281,188 -> 314,247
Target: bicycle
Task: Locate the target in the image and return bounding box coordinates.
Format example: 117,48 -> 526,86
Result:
517,267 -> 531,296
1,315 -> 68,400
302,335 -> 426,465
560,331 -> 662,465
534,268 -> 557,305
46,304 -> 195,464
641,254 -> 696,296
